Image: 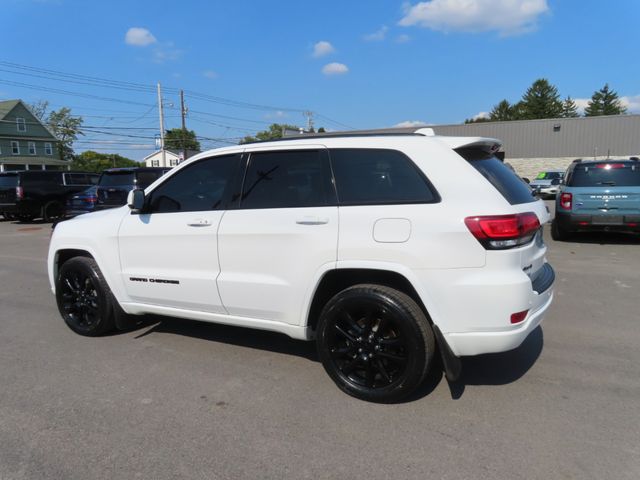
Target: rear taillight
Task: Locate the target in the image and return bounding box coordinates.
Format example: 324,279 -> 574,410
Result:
511,310 -> 529,324
15,186 -> 24,200
464,212 -> 540,250
559,192 -> 572,210
84,197 -> 97,204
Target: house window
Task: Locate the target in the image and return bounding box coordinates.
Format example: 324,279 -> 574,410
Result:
28,142 -> 36,155
11,141 -> 20,155
169,159 -> 178,166
16,118 -> 26,132
151,160 -> 160,167
44,143 -> 53,155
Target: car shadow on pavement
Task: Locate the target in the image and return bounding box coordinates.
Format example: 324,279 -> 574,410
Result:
559,232 -> 640,245
445,326 -> 544,400
133,315 -> 319,363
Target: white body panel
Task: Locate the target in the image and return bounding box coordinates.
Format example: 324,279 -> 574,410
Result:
48,133 -> 554,357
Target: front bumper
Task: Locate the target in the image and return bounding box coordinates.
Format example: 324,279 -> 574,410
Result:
555,212 -> 640,233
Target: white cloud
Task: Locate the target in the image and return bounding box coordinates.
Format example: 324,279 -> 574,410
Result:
152,42 -> 182,63
572,98 -> 590,114
125,27 -> 157,46
621,95 -> 640,113
396,34 -> 411,43
265,110 -> 287,119
399,0 -> 549,36
322,63 -> 349,76
203,70 -> 219,80
313,41 -> 335,58
364,25 -> 389,41
472,111 -> 490,120
393,120 -> 429,128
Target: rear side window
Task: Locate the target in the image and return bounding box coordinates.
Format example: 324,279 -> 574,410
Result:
330,148 -> 437,205
567,163 -> 640,187
99,172 -> 134,187
241,150 -> 334,209
459,149 -> 535,205
20,172 -> 61,187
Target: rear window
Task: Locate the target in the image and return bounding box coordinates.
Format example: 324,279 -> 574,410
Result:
99,172 -> 135,187
535,171 -> 563,180
567,163 -> 640,187
458,148 -> 535,205
135,171 -> 165,188
0,175 -> 18,187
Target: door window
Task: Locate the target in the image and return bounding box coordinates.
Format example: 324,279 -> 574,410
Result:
240,150 -> 334,209
148,155 -> 238,213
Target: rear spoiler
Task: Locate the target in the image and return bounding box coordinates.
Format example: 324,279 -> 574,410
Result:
413,128 -> 502,155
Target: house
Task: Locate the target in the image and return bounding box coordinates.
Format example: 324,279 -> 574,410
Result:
143,149 -> 200,168
0,99 -> 68,172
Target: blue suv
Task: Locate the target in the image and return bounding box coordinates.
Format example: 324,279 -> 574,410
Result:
552,158 -> 640,240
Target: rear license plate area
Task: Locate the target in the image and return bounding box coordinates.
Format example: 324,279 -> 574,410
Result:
592,215 -> 623,225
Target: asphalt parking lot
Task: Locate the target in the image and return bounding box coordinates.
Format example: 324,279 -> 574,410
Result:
1,203 -> 639,480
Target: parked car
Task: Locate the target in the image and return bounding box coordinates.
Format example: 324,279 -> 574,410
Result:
48,131 -> 554,402
0,170 -> 98,222
529,169 -> 565,198
552,158 -> 640,240
95,167 -> 169,211
65,185 -> 98,217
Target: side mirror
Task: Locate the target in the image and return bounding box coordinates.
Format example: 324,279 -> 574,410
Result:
522,177 -> 530,184
127,188 -> 145,212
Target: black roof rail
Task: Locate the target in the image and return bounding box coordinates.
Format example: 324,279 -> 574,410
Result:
630,156 -> 639,161
572,158 -> 582,163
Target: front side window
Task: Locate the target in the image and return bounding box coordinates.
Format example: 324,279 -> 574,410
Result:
16,118 -> 26,132
240,150 -> 334,209
44,143 -> 53,155
148,154 -> 238,213
28,142 -> 36,155
330,148 -> 437,205
11,141 -> 20,155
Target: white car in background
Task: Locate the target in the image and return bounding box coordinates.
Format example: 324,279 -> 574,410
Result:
48,129 -> 555,402
530,169 -> 566,198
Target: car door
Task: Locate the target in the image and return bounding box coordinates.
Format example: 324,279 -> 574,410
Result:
217,147 -> 338,325
118,154 -> 241,313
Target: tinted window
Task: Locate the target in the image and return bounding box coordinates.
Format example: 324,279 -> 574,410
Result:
567,163 -> 640,187
241,150 -> 334,209
0,174 -> 18,187
135,170 -> 165,187
99,172 -> 135,187
459,149 -> 535,205
20,172 -> 61,187
330,148 -> 436,205
148,155 -> 237,213
65,173 -> 93,185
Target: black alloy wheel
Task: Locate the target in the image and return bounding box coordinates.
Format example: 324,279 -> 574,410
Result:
56,257 -> 115,336
317,284 -> 435,403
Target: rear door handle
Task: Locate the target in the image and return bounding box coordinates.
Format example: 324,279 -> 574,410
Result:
296,216 -> 329,225
187,219 -> 212,227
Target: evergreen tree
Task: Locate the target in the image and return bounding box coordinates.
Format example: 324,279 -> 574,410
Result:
584,84 -> 627,116
561,96 -> 579,118
489,100 -> 517,121
519,78 -> 563,119
164,128 -> 201,151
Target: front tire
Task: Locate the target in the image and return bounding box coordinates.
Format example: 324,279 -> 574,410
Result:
56,257 -> 116,336
316,284 -> 435,403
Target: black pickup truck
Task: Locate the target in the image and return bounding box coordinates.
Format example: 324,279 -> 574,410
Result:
0,170 -> 98,222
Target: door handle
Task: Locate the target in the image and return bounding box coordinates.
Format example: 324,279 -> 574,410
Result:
187,219 -> 212,227
296,216 -> 329,225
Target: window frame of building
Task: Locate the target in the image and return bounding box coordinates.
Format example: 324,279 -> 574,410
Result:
11,141 -> 20,155
16,117 -> 26,132
151,160 -> 160,167
44,143 -> 53,155
28,142 -> 37,155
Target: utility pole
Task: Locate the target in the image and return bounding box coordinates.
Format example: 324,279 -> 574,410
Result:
157,82 -> 166,166
180,89 -> 187,162
303,111 -> 314,133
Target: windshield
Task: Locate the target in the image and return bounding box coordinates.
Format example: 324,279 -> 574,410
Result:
535,171 -> 563,180
567,163 -> 640,187
0,175 -> 19,187
99,172 -> 135,187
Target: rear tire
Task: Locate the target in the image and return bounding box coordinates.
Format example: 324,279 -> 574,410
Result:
551,218 -> 570,241
43,201 -> 64,222
316,284 -> 435,403
56,257 -> 116,336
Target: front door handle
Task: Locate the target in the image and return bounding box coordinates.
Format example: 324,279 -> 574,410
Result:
296,216 -> 329,225
187,219 -> 212,227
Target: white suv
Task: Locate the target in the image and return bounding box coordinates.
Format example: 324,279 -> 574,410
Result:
48,130 -> 554,402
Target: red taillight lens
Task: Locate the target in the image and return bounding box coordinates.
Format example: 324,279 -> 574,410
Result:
15,186 -> 24,200
84,197 -> 97,204
596,163 -> 625,169
511,310 -> 529,324
559,192 -> 572,210
464,212 -> 540,249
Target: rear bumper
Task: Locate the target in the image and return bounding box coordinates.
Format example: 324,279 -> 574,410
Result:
555,211 -> 640,232
0,203 -> 17,213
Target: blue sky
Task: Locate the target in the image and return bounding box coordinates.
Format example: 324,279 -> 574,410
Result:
2,0 -> 639,159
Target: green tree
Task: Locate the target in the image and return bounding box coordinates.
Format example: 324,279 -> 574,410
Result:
561,96 -> 579,118
518,78 -> 563,120
164,128 -> 201,151
71,151 -> 141,173
29,100 -> 50,121
240,123 -> 302,144
46,107 -> 84,160
584,84 -> 627,116
317,127 -> 326,133
489,100 -> 518,121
